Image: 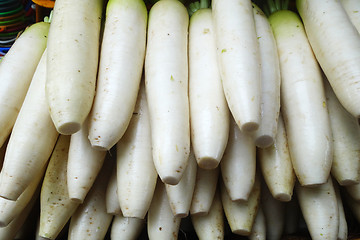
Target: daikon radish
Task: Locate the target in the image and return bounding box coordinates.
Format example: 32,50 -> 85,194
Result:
147,179 -> 181,240
190,166 -> 219,216
110,215 -> 145,240
295,177 -> 339,240
191,189 -> 225,240
0,49 -> 59,201
261,181 -> 285,240
212,0 -> 261,133
165,150 -> 197,218
117,82 -> 157,219
68,159 -> 113,240
324,78 -> 360,186
67,117 -> 107,203
220,172 -> 261,236
220,117 -> 256,201
296,0 -> 360,119
0,188 -> 38,240
252,3 -> 281,148
269,9 -> 333,187
88,0 -> 147,151
258,113 -> 295,202
341,0 -> 360,33
0,164 -> 45,227
0,21 -> 49,148
39,135 -> 80,240
145,0 -> 190,185
333,180 -> 348,240
106,167 -> 121,215
188,5 -> 230,169
46,0 -> 104,135
248,206 -> 266,240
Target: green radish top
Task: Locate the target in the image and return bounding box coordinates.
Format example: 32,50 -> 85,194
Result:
268,10 -> 304,38
188,0 -> 209,17
106,0 -> 148,19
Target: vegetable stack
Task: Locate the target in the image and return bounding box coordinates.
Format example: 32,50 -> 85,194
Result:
0,0 -> 359,239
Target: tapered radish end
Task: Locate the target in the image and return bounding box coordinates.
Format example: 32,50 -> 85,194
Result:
197,157 -> 219,170
57,122 -> 81,135
337,179 -> 359,187
273,193 -> 292,202
255,135 -> 274,148
160,175 -> 181,186
0,221 -> 8,228
89,143 -> 109,152
189,210 -> 208,217
240,122 -> 259,133
0,182 -> 23,201
233,229 -> 251,236
174,212 -> 189,218
69,197 -> 84,204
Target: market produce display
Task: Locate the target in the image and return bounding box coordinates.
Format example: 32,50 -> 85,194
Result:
1,0 -> 360,239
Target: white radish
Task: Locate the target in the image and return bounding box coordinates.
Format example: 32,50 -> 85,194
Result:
212,0 -> 261,133
220,117 -> 256,201
145,0 -> 190,185
324,78 -> 360,186
269,9 -> 333,187
39,135 -> 80,240
191,189 -> 225,240
261,181 -> 286,240
190,166 -> 219,216
116,82 -> 157,219
188,6 -> 230,169
341,0 -> 360,33
220,173 -> 261,236
110,215 -> 145,240
165,150 -> 197,218
68,159 -> 114,240
106,166 -> 121,215
248,206 -> 266,240
252,3 -> 281,148
295,177 -> 339,240
147,179 -> 181,240
88,0 -> 147,151
0,21 -> 49,148
296,0 -> 360,118
0,164 -> 45,227
0,49 -> 59,201
67,117 -> 107,203
258,113 -> 295,202
46,0 -> 104,135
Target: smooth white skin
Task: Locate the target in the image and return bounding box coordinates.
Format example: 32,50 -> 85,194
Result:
0,50 -> 59,201
261,182 -> 285,240
324,79 -> 360,186
334,181 -> 348,240
248,206 -> 266,240
220,117 -> 256,201
67,117 -> 107,203
88,0 -> 147,151
0,187 -> 38,240
105,167 -> 121,215
297,0 -> 360,118
252,4 -> 281,148
110,215 -> 145,240
147,179 -> 181,240
269,10 -> 333,187
0,22 -> 49,149
117,83 -> 157,219
295,177 -> 339,240
189,8 -> 230,169
190,166 -> 219,216
39,135 -> 80,240
341,0 -> 360,33
191,190 -> 225,240
145,0 -> 190,185
46,0 -> 103,135
212,0 -> 261,133
0,164 -> 45,227
165,150 -> 197,218
258,114 -> 295,202
68,160 -> 113,240
220,174 -> 261,236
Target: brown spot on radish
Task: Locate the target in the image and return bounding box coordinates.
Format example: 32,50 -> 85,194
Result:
159,227 -> 162,231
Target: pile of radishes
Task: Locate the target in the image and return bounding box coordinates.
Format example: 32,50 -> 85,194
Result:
0,0 -> 359,239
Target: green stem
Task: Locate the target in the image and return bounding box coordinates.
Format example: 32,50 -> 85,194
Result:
187,1 -> 200,17
199,0 -> 209,9
44,10 -> 53,23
